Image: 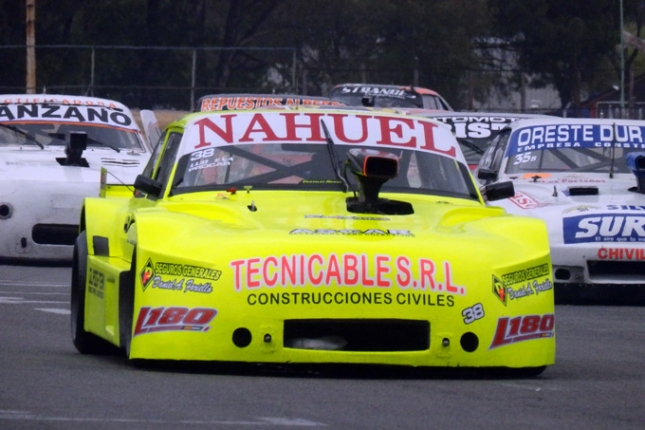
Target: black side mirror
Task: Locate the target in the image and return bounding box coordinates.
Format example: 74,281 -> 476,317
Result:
61,132 -> 88,167
477,168 -> 498,181
134,174 -> 163,198
482,181 -> 515,202
347,148 -> 398,180
361,96 -> 375,107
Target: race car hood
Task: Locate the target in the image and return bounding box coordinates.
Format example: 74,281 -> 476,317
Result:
497,172 -> 645,246
132,190 -> 549,297
0,147 -> 145,185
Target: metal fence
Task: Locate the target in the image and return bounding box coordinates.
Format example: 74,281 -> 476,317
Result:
1,45 -> 297,111
6,45 -> 642,118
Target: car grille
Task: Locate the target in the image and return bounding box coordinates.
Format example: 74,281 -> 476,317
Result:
588,260 -> 645,280
32,224 -> 78,246
283,319 -> 429,352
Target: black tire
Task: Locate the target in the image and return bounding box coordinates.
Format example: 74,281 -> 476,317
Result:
119,249 -> 137,359
70,230 -> 114,354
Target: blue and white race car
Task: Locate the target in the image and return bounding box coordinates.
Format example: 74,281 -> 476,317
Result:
475,117 -> 645,303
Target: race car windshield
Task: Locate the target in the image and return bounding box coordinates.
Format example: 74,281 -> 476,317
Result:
171,143 -> 477,200
502,122 -> 645,175
0,122 -> 145,151
331,94 -> 422,109
505,146 -> 636,174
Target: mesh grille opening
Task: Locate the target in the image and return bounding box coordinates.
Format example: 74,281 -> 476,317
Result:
32,224 -> 78,245
284,319 -> 429,352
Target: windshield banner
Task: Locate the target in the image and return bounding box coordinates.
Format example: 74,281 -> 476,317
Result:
0,102 -> 137,129
507,123 -> 645,156
184,111 -> 464,161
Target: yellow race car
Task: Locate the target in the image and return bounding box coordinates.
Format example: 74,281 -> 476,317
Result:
71,108 -> 555,375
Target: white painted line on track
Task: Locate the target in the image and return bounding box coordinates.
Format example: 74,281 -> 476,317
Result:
0,291 -> 67,295
498,382 -> 564,392
0,412 -> 325,426
35,308 -> 70,315
0,297 -> 68,304
0,281 -> 68,288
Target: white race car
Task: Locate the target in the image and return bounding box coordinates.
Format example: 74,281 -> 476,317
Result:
0,94 -> 151,262
398,110 -> 551,169
475,117 -> 645,303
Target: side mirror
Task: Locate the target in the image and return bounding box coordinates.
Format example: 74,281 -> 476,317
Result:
361,96 -> 375,107
134,174 -> 163,198
347,148 -> 398,180
62,132 -> 88,166
625,151 -> 645,193
477,168 -> 498,181
482,181 -> 514,202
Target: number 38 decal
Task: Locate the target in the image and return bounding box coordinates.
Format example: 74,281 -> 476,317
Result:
462,303 -> 485,324
490,314 -> 555,349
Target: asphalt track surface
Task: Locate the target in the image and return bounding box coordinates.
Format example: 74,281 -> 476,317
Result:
0,263 -> 643,430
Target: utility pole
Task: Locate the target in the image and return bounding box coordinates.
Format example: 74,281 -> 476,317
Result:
620,0 -> 625,118
26,0 -> 37,94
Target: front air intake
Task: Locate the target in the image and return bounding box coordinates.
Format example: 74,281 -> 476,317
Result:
32,224 -> 78,245
588,260 -> 645,281
284,319 -> 429,352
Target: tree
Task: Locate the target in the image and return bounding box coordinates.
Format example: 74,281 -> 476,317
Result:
268,0 -> 491,108
488,0 -> 621,110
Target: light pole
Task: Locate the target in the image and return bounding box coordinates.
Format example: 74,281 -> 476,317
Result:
620,0 -> 625,118
26,0 -> 36,94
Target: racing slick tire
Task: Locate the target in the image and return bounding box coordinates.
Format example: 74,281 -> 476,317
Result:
71,231 -> 115,354
119,250 -> 137,360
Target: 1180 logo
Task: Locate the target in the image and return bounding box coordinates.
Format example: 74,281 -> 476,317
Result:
489,314 -> 555,348
133,306 -> 217,336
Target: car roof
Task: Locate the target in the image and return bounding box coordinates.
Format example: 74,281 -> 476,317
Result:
172,106 -> 452,129
197,94 -> 343,112
403,110 -> 553,119
501,116 -> 645,130
330,83 -> 442,97
0,94 -> 132,111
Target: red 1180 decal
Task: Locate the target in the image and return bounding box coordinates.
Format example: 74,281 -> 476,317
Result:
133,306 -> 217,336
489,314 -> 554,349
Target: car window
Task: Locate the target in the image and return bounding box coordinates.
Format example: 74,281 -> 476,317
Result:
0,122 -> 144,150
502,123 -> 642,174
139,132 -> 167,179
172,143 -> 477,200
155,132 -> 183,186
480,130 -> 510,172
421,95 -> 451,110
505,147 -> 633,174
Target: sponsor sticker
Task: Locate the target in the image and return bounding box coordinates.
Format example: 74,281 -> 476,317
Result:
597,247 -> 645,260
490,314 -> 555,348
0,103 -> 134,128
508,124 -> 645,155
88,267 -> 105,299
140,259 -> 221,293
186,112 -> 460,160
492,275 -> 507,305
246,291 -> 456,307
508,191 -> 548,210
133,306 -> 217,336
563,214 -> 645,244
493,264 -> 552,304
230,253 -> 466,295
